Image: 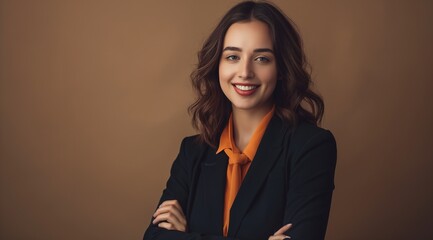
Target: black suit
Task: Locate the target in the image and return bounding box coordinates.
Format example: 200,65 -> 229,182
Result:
144,116 -> 337,240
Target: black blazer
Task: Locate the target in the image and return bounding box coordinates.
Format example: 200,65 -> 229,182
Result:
144,116 -> 337,240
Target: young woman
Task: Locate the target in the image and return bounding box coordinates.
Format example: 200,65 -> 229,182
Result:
144,1 -> 337,240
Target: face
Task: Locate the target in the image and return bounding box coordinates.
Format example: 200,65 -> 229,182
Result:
219,20 -> 277,114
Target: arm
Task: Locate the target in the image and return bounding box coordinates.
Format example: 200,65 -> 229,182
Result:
143,137 -> 238,240
283,130 -> 337,240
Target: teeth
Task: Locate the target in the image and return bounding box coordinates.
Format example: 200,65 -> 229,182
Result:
235,85 -> 257,91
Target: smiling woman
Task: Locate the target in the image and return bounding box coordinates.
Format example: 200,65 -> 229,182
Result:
143,1 -> 336,240
219,20 -> 277,120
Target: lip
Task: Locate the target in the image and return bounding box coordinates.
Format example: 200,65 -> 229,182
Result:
232,83 -> 260,96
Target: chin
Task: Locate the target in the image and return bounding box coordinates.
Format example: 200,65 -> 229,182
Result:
231,102 -> 263,111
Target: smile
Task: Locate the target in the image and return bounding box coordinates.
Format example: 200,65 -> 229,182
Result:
232,84 -> 259,96
235,85 -> 258,90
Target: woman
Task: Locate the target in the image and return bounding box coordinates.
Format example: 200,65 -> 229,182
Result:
144,1 -> 336,240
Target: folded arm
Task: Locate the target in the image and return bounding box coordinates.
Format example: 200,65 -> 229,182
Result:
283,130 -> 337,240
143,137 -> 238,240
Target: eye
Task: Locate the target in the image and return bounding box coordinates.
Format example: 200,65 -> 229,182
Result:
255,56 -> 270,63
226,55 -> 240,61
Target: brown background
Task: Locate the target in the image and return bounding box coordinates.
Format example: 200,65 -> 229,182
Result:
1,0 -> 432,239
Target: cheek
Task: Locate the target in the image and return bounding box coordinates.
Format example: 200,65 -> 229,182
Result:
218,63 -> 233,83
260,67 -> 278,88
218,63 -> 230,95
264,80 -> 277,99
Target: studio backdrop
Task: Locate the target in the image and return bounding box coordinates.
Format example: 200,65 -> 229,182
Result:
1,0 -> 432,239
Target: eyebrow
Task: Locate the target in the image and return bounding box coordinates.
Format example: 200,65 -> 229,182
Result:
223,46 -> 274,53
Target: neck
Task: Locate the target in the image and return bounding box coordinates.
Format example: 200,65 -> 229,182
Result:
231,103 -> 273,151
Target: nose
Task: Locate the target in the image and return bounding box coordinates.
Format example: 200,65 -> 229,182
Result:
238,59 -> 254,80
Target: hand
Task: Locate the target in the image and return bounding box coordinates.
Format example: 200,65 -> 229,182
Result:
268,223 -> 292,240
152,200 -> 187,232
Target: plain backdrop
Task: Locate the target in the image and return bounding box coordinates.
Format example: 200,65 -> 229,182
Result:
1,0 -> 432,239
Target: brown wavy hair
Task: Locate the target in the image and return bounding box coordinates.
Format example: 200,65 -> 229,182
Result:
188,1 -> 324,147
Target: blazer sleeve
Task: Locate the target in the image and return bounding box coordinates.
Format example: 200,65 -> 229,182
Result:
283,129 -> 337,240
143,137 -> 238,240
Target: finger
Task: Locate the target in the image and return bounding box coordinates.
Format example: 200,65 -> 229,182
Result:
156,200 -> 185,218
153,205 -> 180,218
157,218 -> 186,232
274,223 -> 292,235
157,221 -> 172,230
152,212 -> 182,227
152,212 -> 186,231
159,200 -> 179,209
155,200 -> 186,224
268,235 -> 291,240
157,221 -> 175,231
171,200 -> 184,214
158,221 -> 187,232
154,202 -> 184,217
153,208 -> 186,226
153,205 -> 186,225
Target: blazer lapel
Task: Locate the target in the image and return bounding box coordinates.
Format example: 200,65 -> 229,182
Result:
228,116 -> 287,236
199,149 -> 228,234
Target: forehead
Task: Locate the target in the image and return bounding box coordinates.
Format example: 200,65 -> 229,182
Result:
223,20 -> 273,49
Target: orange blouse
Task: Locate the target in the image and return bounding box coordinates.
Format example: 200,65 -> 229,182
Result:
216,106 -> 275,236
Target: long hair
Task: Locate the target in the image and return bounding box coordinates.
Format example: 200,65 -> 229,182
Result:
188,1 -> 324,147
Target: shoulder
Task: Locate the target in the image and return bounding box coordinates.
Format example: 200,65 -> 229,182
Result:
179,134 -> 209,154
287,121 -> 337,159
175,134 -> 212,167
167,134 -> 209,178
290,121 -> 335,144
